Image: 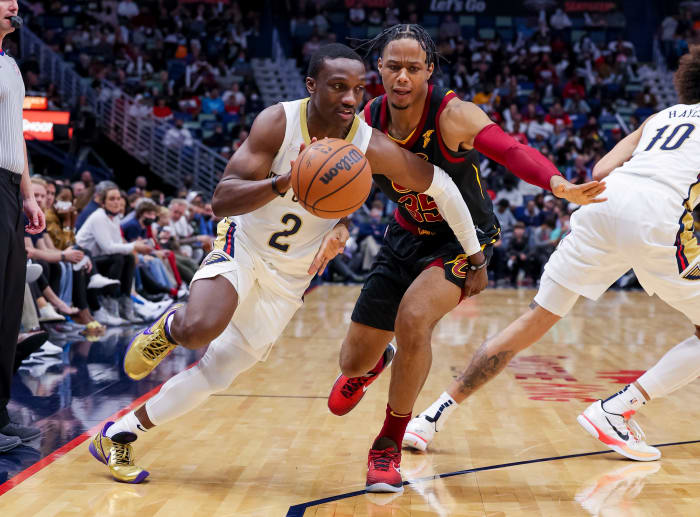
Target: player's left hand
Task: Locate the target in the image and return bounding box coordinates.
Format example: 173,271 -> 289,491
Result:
308,223 -> 350,276
24,197 -> 46,234
550,176 -> 607,205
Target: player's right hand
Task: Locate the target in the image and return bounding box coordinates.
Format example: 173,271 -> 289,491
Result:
551,176 -> 607,205
463,251 -> 488,297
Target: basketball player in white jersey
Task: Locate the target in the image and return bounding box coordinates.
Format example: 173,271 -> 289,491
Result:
404,46 -> 700,462
87,44 -> 489,483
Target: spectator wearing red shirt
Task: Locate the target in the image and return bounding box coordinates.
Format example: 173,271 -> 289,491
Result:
153,97 -> 173,120
544,101 -> 572,129
562,74 -> 586,99
509,119 -> 529,145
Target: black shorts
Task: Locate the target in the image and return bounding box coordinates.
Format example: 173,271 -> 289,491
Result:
351,220 -> 494,332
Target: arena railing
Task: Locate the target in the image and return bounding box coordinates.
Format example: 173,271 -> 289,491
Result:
20,26 -> 227,196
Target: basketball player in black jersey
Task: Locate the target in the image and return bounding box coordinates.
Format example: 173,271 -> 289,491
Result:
326,25 -> 606,493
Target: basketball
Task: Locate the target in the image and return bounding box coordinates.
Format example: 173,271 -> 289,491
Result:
291,138 -> 372,219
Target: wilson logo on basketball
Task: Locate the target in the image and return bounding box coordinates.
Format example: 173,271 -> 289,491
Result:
319,149 -> 364,185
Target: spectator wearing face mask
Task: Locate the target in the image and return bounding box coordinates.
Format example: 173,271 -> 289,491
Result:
76,186 -> 153,323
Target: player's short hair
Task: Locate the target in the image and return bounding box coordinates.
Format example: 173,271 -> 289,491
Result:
674,46 -> 700,104
307,43 -> 364,78
357,24 -> 439,69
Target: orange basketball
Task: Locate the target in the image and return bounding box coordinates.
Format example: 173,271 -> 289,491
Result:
291,138 -> 372,219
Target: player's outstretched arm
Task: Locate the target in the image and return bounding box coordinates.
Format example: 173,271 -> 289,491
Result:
592,118 -> 650,180
365,129 -> 487,295
442,100 -> 606,205
211,104 -> 289,217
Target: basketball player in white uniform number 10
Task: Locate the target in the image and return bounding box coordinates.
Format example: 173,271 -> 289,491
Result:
405,47 -> 700,463
87,44 -> 492,483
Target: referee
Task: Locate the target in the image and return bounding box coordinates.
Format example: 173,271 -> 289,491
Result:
0,2 -> 45,453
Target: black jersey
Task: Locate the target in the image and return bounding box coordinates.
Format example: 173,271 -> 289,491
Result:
365,85 -> 500,245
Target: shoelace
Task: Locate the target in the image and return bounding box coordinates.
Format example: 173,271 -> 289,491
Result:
142,335 -> 173,361
340,376 -> 367,398
112,443 -> 133,466
625,418 -> 646,443
369,449 -> 399,472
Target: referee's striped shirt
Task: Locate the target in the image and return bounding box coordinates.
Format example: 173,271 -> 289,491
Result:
0,49 -> 26,174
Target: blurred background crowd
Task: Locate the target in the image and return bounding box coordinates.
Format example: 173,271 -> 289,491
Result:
4,0 -> 700,338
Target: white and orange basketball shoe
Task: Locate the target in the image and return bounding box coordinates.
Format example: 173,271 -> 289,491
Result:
577,400 -> 661,461
402,394 -> 456,451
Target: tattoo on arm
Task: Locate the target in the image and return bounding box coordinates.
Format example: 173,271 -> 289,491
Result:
455,339 -> 516,398
529,300 -> 539,310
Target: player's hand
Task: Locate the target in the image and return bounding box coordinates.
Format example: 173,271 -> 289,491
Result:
550,176 -> 607,205
308,222 -> 350,276
24,198 -> 45,234
463,251 -> 488,297
284,137 -> 319,196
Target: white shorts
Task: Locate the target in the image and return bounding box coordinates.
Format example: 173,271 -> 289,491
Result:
539,175 -> 700,325
190,241 -> 305,360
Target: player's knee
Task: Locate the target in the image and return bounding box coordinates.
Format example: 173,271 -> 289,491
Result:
394,308 -> 432,350
203,367 -> 235,393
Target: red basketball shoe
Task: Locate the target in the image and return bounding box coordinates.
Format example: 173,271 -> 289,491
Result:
366,445 -> 403,493
328,343 -> 396,416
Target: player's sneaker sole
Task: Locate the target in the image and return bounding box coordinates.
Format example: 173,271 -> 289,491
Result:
402,430 -> 429,452
365,482 -> 404,493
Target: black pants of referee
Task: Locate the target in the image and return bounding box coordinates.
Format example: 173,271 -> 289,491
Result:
0,169 -> 26,428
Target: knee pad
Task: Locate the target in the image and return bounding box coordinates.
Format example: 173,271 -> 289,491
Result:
197,324 -> 259,393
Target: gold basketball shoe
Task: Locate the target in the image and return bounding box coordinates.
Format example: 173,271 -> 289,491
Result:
89,422 -> 149,483
124,305 -> 181,380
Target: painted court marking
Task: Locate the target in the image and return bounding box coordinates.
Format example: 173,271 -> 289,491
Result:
285,439 -> 700,517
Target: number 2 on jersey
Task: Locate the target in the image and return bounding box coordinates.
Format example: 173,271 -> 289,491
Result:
269,213 -> 302,252
644,123 -> 695,151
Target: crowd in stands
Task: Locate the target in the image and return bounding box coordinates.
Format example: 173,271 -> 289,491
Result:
20,170 -> 219,345
288,2 -> 700,287
22,0 -> 264,159
14,2 -> 700,297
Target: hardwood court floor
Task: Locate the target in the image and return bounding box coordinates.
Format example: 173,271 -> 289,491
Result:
2,285 -> 699,516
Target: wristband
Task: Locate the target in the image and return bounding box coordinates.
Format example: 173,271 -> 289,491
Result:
271,176 -> 285,197
467,260 -> 487,271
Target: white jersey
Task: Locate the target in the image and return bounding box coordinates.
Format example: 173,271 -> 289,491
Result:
230,98 -> 372,277
614,103 -> 700,210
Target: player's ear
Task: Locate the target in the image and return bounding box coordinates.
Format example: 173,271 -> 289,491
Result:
305,77 -> 316,95
426,62 -> 434,80
377,57 -> 383,73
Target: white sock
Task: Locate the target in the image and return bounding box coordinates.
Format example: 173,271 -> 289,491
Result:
635,335 -> 700,400
420,392 -> 457,432
106,411 -> 145,439
601,384 -> 645,415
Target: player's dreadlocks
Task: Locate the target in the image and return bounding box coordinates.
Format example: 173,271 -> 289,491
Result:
354,24 -> 441,69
